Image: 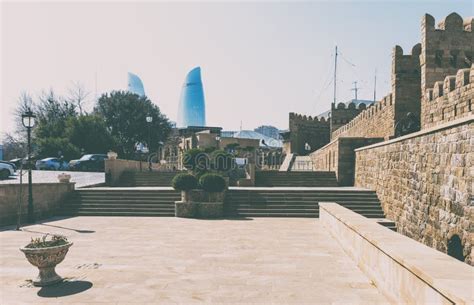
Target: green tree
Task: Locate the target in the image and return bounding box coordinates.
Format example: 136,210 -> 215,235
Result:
35,137 -> 81,161
95,91 -> 171,158
65,115 -> 115,154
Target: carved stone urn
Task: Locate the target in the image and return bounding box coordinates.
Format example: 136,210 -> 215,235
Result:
57,173 -> 71,183
107,151 -> 118,160
20,242 -> 73,286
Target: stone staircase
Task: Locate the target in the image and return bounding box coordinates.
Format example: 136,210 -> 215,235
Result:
57,188 -> 180,217
118,171 -> 178,187
224,188 -> 385,218
278,153 -> 294,171
255,171 -> 338,187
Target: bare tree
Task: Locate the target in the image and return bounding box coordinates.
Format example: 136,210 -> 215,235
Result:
2,133 -> 26,160
67,81 -> 90,115
13,92 -> 34,137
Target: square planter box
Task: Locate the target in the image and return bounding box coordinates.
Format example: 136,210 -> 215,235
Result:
175,190 -> 224,219
175,201 -> 196,218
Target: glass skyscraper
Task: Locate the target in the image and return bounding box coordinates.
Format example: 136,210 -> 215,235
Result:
127,72 -> 145,97
177,67 -> 206,127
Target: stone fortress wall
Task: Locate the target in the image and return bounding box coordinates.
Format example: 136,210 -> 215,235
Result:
286,112 -> 330,155
355,117 -> 473,265
331,93 -> 395,140
309,12 -> 474,265
422,66 -> 473,128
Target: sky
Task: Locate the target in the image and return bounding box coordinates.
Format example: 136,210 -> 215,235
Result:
1,1 -> 472,139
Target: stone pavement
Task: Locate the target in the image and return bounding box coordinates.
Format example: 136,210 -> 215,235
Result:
0,170 -> 104,188
0,217 -> 389,304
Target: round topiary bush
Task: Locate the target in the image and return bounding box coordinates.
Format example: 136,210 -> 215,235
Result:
199,173 -> 226,193
172,173 -> 198,191
210,150 -> 234,172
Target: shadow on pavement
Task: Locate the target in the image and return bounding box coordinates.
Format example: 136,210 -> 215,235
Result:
39,223 -> 95,234
37,280 -> 93,298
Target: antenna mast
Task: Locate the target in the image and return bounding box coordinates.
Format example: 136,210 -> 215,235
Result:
351,81 -> 361,100
373,68 -> 377,102
333,46 -> 338,106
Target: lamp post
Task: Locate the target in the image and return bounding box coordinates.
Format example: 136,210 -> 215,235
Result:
22,111 -> 36,223
146,116 -> 153,171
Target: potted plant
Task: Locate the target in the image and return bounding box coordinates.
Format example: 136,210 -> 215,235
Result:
20,234 -> 73,286
172,173 -> 198,217
196,173 -> 226,218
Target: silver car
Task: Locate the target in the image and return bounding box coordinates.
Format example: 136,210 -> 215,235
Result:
0,162 -> 15,179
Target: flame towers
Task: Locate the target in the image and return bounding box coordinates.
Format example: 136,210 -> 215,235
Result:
127,72 -> 145,96
177,67 -> 206,127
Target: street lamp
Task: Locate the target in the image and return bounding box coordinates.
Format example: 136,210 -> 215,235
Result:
146,116 -> 153,171
22,110 -> 36,223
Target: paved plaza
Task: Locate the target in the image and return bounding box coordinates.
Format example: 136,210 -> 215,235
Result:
0,170 -> 105,188
0,216 -> 389,304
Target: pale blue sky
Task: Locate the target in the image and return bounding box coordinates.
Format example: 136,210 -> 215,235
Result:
1,1 -> 472,138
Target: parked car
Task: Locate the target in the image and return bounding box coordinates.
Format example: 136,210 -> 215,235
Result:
35,157 -> 68,170
69,154 -> 108,172
0,162 -> 15,180
0,160 -> 17,172
9,158 -> 23,169
9,157 -> 37,170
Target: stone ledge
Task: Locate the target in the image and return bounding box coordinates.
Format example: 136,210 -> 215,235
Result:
319,202 -> 474,305
355,114 -> 473,152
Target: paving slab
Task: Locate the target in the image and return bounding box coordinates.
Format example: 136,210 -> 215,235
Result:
0,217 -> 389,304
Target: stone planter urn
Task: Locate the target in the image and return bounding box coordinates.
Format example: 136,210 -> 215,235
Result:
107,151 -> 118,160
57,173 -> 71,183
20,242 -> 73,286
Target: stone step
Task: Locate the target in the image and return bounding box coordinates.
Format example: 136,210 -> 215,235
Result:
70,195 -> 181,201
255,171 -> 338,187
59,211 -> 175,217
66,202 -> 176,207
226,202 -> 382,211
59,205 -> 174,212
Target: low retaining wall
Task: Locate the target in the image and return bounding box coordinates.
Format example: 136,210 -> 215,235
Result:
105,159 -> 170,186
355,115 -> 473,265
0,183 -> 75,227
310,137 -> 383,186
320,202 -> 473,305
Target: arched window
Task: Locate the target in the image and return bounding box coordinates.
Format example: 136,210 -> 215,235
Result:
447,235 -> 465,262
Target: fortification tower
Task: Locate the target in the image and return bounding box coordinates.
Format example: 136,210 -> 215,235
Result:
285,113 -> 330,155
392,44 -> 422,124
421,13 -> 473,98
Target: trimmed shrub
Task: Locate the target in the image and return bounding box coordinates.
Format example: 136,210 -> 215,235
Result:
210,150 -> 234,172
182,148 -> 209,172
172,173 -> 198,191
199,173 -> 226,193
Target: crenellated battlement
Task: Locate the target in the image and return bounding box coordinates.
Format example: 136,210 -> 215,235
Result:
423,12 -> 473,32
421,13 -> 473,100
289,112 -> 330,125
393,44 -> 421,76
331,93 -> 395,140
422,65 -> 474,128
333,102 -> 367,111
425,66 -> 472,101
